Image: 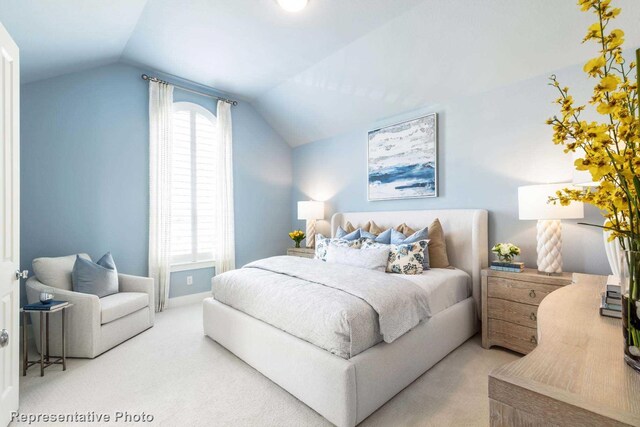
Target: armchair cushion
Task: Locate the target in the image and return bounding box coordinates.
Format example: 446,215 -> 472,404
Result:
33,253 -> 91,291
100,292 -> 149,325
72,254 -> 118,297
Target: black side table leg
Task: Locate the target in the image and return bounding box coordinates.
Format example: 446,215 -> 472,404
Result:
39,312 -> 44,377
22,312 -> 27,376
45,312 -> 50,362
62,308 -> 66,371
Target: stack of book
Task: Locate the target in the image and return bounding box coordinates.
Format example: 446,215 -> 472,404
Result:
23,300 -> 69,311
600,275 -> 622,319
490,261 -> 524,273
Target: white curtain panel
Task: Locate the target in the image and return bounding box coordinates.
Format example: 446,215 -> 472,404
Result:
148,81 -> 174,312
214,101 -> 236,273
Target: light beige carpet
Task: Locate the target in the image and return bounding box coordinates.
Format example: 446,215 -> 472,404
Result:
17,303 -> 518,426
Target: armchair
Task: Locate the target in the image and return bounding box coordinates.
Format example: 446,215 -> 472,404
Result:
25,254 -> 155,358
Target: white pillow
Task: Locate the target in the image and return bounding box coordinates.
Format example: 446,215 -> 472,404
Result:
315,234 -> 362,261
325,244 -> 390,272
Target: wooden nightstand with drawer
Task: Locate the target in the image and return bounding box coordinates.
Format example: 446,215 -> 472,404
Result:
481,268 -> 573,354
286,247 -> 315,259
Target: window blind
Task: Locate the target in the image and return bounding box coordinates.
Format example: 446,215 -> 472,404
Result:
171,104 -> 217,263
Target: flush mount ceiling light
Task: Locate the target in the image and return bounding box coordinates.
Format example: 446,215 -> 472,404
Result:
277,0 -> 308,12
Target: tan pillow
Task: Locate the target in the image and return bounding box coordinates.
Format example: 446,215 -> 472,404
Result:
344,221 -> 356,233
428,218 -> 450,268
364,220 -> 386,235
395,223 -> 416,236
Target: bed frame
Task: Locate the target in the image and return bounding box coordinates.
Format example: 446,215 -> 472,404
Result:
203,209 -> 488,427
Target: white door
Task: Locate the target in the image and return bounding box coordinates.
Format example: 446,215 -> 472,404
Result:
0,22 -> 19,427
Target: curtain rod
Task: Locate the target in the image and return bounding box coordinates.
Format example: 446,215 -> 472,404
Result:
141,74 -> 238,106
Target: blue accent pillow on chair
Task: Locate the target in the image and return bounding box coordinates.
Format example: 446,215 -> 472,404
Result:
72,252 -> 119,298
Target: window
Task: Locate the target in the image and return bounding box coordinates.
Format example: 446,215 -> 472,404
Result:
171,102 -> 217,264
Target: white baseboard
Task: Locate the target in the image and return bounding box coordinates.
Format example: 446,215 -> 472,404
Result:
167,291 -> 211,308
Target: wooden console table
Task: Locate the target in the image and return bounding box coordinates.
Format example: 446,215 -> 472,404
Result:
488,273 -> 640,426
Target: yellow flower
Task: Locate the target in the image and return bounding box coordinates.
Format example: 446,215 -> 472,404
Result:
583,56 -> 606,76
583,22 -> 602,42
599,75 -> 620,91
608,29 -> 625,49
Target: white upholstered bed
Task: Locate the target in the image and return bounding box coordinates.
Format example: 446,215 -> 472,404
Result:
203,209 -> 488,427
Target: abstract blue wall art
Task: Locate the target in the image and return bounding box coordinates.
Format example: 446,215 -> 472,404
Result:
367,113 -> 438,201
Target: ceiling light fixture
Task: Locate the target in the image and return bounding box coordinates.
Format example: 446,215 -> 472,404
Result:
277,0 -> 308,13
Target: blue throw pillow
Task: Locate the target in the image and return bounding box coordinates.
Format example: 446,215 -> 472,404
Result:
390,227 -> 430,269
72,252 -> 119,298
356,227 -> 393,244
360,229 -> 378,240
335,226 -> 361,241
374,228 -> 393,244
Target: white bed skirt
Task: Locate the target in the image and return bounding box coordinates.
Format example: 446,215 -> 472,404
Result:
203,297 -> 477,427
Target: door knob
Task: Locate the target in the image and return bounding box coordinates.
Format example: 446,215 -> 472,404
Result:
0,329 -> 8,347
15,270 -> 28,280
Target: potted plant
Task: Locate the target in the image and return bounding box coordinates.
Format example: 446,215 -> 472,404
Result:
547,0 -> 639,371
491,243 -> 521,263
288,230 -> 306,248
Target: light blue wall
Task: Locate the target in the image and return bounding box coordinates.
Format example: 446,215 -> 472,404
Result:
291,62 -> 610,276
21,64 -> 149,285
169,268 -> 216,298
21,62 -> 292,303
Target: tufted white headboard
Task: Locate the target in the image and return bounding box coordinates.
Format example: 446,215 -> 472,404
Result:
331,209 -> 488,317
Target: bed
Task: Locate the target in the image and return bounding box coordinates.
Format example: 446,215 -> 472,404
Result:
203,209 -> 488,427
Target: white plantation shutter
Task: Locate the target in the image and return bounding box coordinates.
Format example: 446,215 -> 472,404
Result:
171,102 -> 217,263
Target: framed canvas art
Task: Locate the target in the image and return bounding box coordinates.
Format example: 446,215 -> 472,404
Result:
367,113 -> 438,201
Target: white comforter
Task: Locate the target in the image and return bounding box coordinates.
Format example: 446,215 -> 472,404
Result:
212,256 -> 431,359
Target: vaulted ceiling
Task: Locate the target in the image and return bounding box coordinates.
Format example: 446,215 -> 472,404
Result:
2,0 -> 640,146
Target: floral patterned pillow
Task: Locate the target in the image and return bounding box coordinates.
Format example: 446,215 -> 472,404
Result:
362,239 -> 428,274
315,234 -> 362,261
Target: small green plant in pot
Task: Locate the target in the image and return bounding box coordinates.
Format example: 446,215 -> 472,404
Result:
492,243 -> 521,263
289,230 -> 306,248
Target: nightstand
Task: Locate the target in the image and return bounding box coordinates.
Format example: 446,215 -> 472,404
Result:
286,247 -> 315,259
481,268 -> 573,354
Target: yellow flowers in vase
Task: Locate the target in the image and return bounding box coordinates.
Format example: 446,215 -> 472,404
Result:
547,0 -> 640,372
288,230 -> 306,248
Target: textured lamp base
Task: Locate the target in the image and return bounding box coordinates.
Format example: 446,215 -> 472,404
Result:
306,219 -> 316,249
537,219 -> 563,274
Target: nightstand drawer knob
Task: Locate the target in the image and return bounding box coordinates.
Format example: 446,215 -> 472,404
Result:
529,289 -> 536,298
530,312 -> 537,321
530,335 -> 537,344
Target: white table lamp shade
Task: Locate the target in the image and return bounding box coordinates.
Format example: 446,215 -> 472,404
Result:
518,183 -> 584,220
518,183 -> 583,274
298,201 -> 324,220
297,201 -> 324,249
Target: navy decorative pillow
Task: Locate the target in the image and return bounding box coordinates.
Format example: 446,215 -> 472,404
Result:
71,252 -> 119,298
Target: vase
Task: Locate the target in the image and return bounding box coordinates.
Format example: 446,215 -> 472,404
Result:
295,242 -> 301,248
604,224 -> 623,278
620,250 -> 640,372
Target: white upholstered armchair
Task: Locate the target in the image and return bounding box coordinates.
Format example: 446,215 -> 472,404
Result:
25,254 -> 155,358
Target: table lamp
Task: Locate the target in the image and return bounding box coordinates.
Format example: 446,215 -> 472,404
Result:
297,201 -> 324,248
518,183 -> 584,274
